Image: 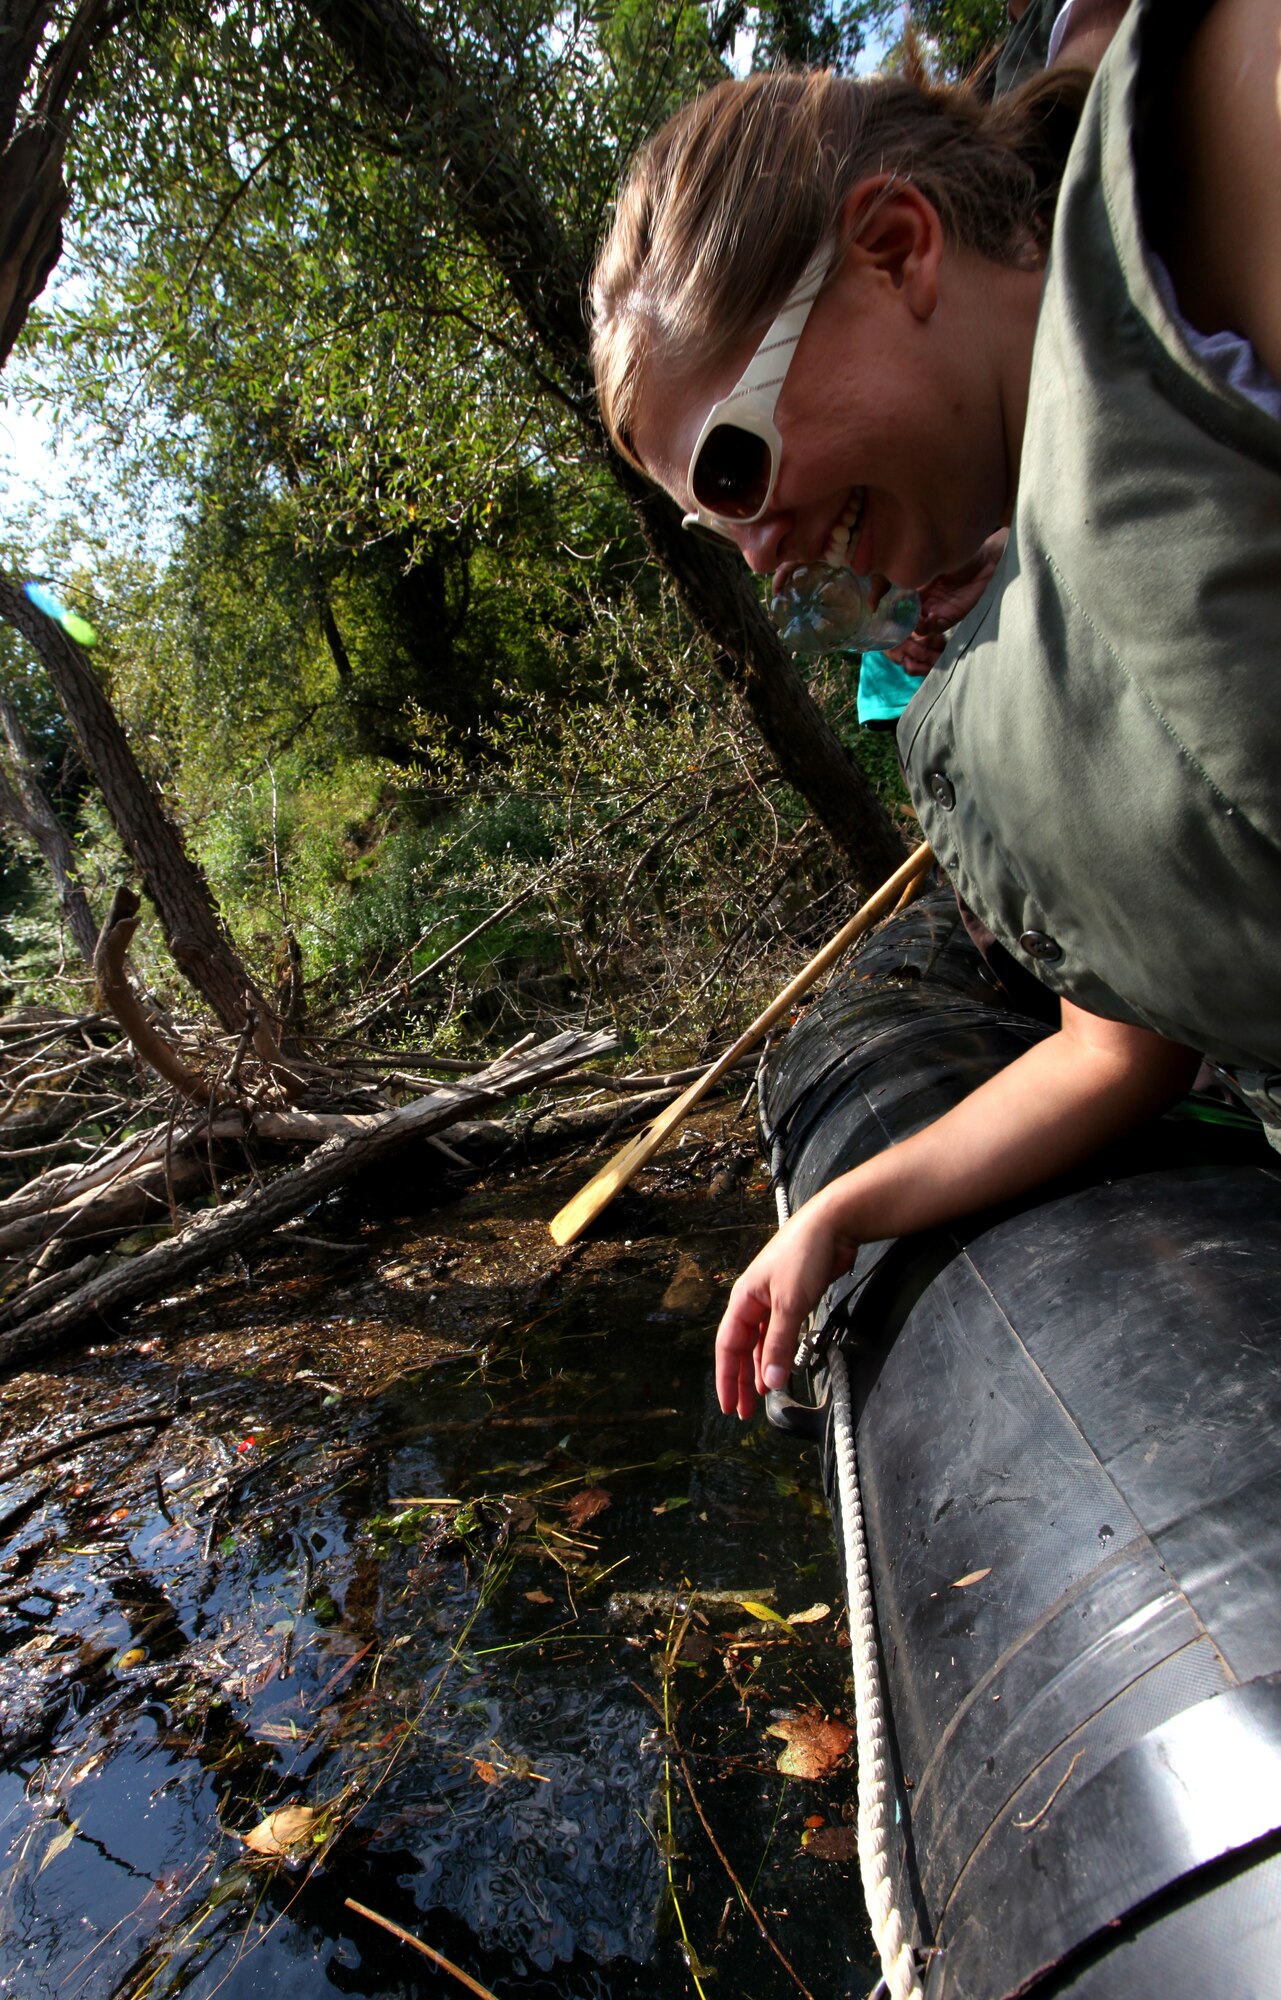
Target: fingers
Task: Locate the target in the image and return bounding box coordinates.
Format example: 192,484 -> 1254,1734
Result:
715,1270 -> 805,1419
715,1197 -> 855,1420
715,1278 -> 768,1419
886,631 -> 945,671
759,1303 -> 801,1395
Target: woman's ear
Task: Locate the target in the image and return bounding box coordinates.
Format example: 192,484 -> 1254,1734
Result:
838,177 -> 944,319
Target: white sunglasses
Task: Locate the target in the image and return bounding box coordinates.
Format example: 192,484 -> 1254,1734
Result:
682,239 -> 833,539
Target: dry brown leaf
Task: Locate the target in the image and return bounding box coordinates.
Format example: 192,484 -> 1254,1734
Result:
765,1710 -> 854,1779
523,1589 -> 553,1605
804,1824 -> 860,1861
660,1255 -> 714,1316
565,1486 -> 611,1529
951,1567 -> 992,1590
243,1805 -> 316,1858
472,1760 -> 500,1786
787,1602 -> 831,1626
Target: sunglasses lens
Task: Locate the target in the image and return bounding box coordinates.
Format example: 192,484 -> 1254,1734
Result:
690,423 -> 773,521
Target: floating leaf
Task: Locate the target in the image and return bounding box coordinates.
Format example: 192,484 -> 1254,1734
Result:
524,1589 -> 553,1605
765,1710 -> 853,1779
38,1820 -> 79,1873
565,1486 -> 610,1530
951,1568 -> 992,1590
804,1824 -> 860,1860
243,1804 -> 317,1858
472,1760 -> 500,1786
652,1497 -> 690,1515
739,1599 -> 793,1629
787,1603 -> 831,1626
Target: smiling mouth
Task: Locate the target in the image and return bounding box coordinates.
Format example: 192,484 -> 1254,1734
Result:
821,489 -> 866,568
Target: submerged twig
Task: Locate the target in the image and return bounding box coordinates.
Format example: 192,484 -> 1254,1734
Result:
659,1607 -> 711,2000
344,1897 -> 502,2000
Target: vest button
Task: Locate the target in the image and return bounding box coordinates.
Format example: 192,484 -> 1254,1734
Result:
1019,929 -> 1063,964
928,771 -> 956,810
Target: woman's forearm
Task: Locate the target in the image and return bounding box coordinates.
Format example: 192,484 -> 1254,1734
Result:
715,1010 -> 1198,1417
814,1010 -> 1199,1245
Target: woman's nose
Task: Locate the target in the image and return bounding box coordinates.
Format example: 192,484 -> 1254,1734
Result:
735,513 -> 789,575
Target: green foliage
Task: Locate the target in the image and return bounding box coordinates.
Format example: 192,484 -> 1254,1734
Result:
0,0 -> 952,1047
903,0 -> 1010,75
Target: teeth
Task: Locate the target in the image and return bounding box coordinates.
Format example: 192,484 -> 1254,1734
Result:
822,490 -> 865,568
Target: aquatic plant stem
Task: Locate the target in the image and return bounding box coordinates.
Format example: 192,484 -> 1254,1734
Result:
345,1899 -> 502,2000
661,1610 -> 712,2000
675,1743 -> 817,2000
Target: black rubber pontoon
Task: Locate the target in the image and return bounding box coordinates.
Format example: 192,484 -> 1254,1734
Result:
762,895 -> 1281,2000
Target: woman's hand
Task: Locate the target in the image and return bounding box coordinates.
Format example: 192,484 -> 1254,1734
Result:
886,530 -> 1009,673
715,1193 -> 860,1419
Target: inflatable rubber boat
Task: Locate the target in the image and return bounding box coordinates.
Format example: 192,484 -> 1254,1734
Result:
761,893 -> 1281,2000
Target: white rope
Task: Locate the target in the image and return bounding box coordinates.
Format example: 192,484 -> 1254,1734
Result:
829,1346 -> 923,2000
766,1132 -> 922,2000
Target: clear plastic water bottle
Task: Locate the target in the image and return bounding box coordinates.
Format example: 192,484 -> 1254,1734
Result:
770,564 -> 919,656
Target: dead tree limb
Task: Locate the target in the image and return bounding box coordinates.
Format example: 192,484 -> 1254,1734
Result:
93,885 -> 209,1100
0,1025 -> 616,1363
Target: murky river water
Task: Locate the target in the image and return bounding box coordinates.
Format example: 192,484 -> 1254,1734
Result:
0,1113 -> 874,1998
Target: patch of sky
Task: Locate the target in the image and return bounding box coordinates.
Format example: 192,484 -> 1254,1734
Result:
1,257 -> 188,583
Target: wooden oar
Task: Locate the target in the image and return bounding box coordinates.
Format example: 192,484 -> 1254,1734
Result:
548,840 -> 934,1245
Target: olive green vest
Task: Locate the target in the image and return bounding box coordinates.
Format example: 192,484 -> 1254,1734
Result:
899,0 -> 1281,1072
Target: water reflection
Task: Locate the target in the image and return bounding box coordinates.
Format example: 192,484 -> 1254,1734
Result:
0,1143 -> 873,1997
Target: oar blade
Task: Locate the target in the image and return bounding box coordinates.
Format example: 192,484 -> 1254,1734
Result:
548,1080 -> 702,1245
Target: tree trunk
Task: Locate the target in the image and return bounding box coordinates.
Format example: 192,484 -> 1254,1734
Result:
0,0 -> 120,367
0,573 -> 276,1032
0,693 -> 101,965
0,6 -> 279,1032
620,466 -> 907,882
300,0 -> 904,890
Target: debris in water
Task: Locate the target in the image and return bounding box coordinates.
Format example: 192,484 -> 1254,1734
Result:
765,1710 -> 854,1779
243,1803 -> 318,1859
802,1824 -> 859,1861
564,1485 -> 610,1529
739,1599 -> 794,1631
660,1254 -> 714,1315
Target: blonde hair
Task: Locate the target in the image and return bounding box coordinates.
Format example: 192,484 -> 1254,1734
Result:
590,62 -> 1087,465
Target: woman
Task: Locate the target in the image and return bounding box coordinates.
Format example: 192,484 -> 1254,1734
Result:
590,0 -> 1281,1419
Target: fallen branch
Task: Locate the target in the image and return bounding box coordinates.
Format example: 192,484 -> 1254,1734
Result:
677,1742 -> 816,2000
0,1026 -> 615,1364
